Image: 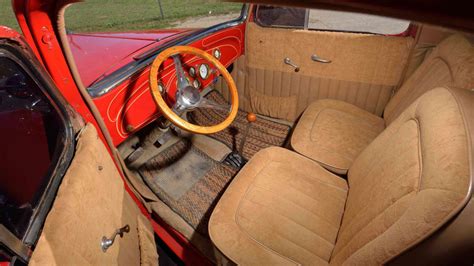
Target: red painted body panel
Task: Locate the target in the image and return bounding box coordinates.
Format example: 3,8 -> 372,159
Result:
12,1 -> 101,133
92,24 -> 245,145
68,30 -> 193,87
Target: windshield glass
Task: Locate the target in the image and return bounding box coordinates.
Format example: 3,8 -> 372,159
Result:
64,0 -> 243,87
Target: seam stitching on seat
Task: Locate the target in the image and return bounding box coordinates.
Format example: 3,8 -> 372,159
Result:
242,192 -> 335,247
249,184 -> 342,238
233,162 -> 301,265
334,112 -> 438,262
303,108 -> 383,164
283,167 -> 348,193
255,177 -> 346,211
335,122 -> 422,248
238,213 -> 331,264
255,178 -> 347,213
411,117 -> 424,192
333,191 -> 416,262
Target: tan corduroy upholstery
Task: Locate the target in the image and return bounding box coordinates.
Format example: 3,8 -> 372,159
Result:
30,124 -> 158,265
291,34 -> 474,173
209,87 -> 472,265
209,147 -> 348,265
383,34 -> 474,123
291,99 -> 385,174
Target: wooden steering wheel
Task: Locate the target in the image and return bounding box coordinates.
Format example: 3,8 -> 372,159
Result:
149,46 -> 239,134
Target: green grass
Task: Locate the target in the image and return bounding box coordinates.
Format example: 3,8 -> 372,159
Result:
0,0 -> 242,33
0,0 -> 21,32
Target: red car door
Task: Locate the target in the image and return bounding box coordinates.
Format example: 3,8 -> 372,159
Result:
0,28 -> 158,265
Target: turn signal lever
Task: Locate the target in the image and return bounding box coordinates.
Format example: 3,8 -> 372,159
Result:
224,112 -> 257,169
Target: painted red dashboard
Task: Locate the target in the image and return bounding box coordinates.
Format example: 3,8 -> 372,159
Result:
90,24 -> 245,145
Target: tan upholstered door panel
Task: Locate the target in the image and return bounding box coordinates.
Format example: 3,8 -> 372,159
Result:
30,124 -> 158,265
223,23 -> 414,121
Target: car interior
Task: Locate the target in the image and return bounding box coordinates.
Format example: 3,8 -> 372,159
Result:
1,1 -> 472,265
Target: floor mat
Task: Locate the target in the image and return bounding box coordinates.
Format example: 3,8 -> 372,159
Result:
188,90 -> 291,159
139,139 -> 238,235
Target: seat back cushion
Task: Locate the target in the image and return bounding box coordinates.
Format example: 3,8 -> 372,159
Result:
330,87 -> 472,265
383,34 -> 474,124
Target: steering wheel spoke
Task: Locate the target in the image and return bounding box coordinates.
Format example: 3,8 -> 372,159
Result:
172,55 -> 189,92
197,97 -> 231,112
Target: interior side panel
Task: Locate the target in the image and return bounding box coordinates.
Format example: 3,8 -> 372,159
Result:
30,124 -> 157,265
214,55 -> 247,110
224,22 -> 414,121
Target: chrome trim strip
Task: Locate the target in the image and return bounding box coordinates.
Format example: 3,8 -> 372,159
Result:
87,4 -> 249,98
0,225 -> 31,262
304,9 -> 310,30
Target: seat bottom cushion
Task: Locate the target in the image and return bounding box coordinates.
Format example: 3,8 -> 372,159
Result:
209,147 -> 348,265
291,99 -> 385,174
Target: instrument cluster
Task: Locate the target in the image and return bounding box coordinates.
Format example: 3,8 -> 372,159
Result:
157,48 -> 222,102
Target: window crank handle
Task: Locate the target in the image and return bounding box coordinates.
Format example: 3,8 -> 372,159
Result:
284,58 -> 300,72
101,224 -> 130,252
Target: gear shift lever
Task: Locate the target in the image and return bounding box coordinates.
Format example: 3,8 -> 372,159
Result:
224,112 -> 256,168
238,112 -> 256,155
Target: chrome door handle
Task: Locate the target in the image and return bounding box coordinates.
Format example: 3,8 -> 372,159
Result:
101,224 -> 130,252
284,58 -> 300,72
311,54 -> 331,63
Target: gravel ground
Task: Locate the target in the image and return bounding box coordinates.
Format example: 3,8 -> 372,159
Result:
172,13 -> 240,29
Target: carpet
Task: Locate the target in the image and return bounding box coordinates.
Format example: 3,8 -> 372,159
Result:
139,139 -> 238,235
188,90 -> 291,159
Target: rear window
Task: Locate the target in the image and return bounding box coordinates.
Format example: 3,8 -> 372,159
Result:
256,5 -> 410,35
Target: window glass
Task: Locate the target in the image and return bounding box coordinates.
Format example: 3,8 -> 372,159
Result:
308,9 -> 410,34
64,1 -> 244,87
0,56 -> 64,240
65,0 -> 244,33
256,5 -> 410,35
256,5 -> 305,28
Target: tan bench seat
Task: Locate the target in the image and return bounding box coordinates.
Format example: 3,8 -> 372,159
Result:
291,34 -> 474,174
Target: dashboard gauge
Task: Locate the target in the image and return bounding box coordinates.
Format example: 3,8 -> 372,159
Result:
213,49 -> 221,59
193,79 -> 201,89
199,64 -> 210,79
189,67 -> 196,78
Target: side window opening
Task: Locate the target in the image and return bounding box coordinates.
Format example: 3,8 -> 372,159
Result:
0,42 -> 74,264
255,5 -> 411,35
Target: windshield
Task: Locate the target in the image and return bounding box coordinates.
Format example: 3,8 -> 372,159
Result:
64,0 -> 244,87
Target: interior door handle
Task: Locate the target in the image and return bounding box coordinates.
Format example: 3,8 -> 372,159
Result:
284,58 -> 300,72
101,224 -> 130,252
311,54 -> 332,63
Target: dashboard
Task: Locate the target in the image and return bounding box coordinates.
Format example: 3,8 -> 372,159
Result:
91,24 -> 245,145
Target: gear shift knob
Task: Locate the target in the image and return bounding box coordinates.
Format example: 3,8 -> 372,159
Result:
247,112 -> 257,123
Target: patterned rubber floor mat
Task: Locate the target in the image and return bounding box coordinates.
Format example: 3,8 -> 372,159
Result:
188,90 -> 291,159
139,139 -> 238,235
